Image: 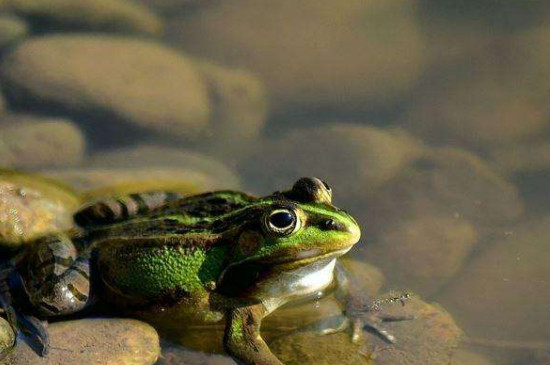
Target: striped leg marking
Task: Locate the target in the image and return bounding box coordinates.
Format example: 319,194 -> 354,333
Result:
25,234 -> 94,317
74,191 -> 185,226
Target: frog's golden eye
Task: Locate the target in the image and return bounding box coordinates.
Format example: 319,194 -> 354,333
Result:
264,209 -> 300,236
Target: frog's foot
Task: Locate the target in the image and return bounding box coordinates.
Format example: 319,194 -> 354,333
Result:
18,314 -> 50,356
347,292 -> 415,345
350,311 -> 415,344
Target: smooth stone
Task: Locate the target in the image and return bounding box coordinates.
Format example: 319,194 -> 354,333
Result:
42,167 -> 238,201
0,14 -> 28,50
0,114 -> 86,168
0,0 -> 163,35
450,349 -> 495,365
158,345 -> 236,365
437,215 -> 550,343
488,141 -> 550,175
88,145 -> 241,188
0,35 -> 210,140
0,317 -> 15,358
269,295 -> 462,365
362,215 -> 478,297
404,70 -> 547,148
169,0 -> 427,110
358,147 -> 523,235
2,318 -> 160,365
193,60 -> 268,161
241,123 -> 423,205
0,169 -> 80,250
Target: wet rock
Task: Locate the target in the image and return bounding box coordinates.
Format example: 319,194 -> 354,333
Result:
0,169 -> 80,250
438,215 -> 550,343
338,258 -> 385,297
451,349 -> 495,365
0,14 -> 28,50
0,114 -> 86,168
169,0 -> 427,110
0,0 -> 163,35
269,295 -> 462,365
0,317 -> 15,358
194,60 -> 268,161
362,216 -> 478,297
3,318 -> 160,365
358,147 -> 523,235
241,123 -> 423,204
0,35 -> 210,140
159,346 -> 236,365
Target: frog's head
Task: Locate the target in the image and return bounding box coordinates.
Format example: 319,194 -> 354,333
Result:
225,177 -> 361,269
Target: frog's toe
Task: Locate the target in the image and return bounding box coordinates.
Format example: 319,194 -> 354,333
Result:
350,312 -> 415,345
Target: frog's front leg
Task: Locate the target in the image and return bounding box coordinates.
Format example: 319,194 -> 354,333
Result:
224,304 -> 283,365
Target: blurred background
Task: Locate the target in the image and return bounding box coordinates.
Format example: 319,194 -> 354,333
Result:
0,0 -> 549,364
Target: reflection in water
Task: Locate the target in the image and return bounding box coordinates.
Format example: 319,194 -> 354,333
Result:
0,1 -> 549,364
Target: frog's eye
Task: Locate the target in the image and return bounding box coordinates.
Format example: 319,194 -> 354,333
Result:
264,209 -> 300,236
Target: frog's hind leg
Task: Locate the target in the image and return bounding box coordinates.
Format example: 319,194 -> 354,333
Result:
25,233 -> 95,318
74,191 -> 185,226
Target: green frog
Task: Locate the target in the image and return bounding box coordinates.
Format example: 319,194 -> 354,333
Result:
0,177 -> 404,365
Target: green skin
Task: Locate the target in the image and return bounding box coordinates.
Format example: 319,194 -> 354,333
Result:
0,177 -> 396,365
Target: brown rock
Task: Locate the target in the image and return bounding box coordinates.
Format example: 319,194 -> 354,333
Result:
0,35 -> 210,140
3,318 -> 160,365
0,114 -> 86,168
0,169 -> 80,250
0,0 -> 163,35
169,0 -> 427,110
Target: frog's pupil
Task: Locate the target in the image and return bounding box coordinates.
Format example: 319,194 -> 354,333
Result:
269,211 -> 295,229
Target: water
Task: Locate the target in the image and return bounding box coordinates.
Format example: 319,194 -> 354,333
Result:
0,1 -> 549,364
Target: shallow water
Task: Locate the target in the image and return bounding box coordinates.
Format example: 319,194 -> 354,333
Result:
0,1 -> 549,364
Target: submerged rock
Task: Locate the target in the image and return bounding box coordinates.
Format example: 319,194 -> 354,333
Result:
0,114 -> 86,168
0,170 -> 80,250
0,14 -> 28,50
269,295 -> 462,365
0,0 -> 163,35
451,349 -> 495,365
169,0 -> 427,110
194,60 -> 268,161
2,318 -> 160,365
438,215 -> 550,343
241,123 -> 423,204
0,35 -> 210,141
364,216 -> 478,297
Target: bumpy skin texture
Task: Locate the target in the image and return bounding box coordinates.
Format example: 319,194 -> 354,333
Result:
0,177 -> 362,365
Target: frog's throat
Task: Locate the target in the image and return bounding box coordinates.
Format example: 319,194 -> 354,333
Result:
216,247 -> 351,288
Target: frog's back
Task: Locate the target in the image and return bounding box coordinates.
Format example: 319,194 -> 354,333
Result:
82,190 -> 257,308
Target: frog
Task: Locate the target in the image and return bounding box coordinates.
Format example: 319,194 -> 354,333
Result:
0,177 -> 407,365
